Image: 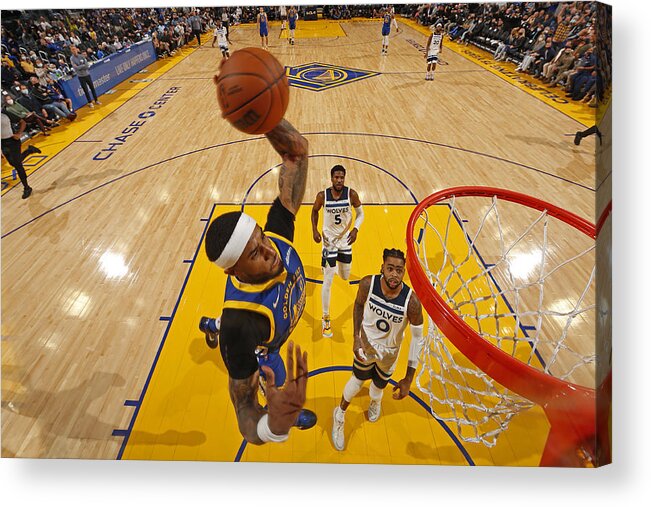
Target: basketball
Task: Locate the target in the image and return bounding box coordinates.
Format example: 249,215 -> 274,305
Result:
214,48 -> 289,135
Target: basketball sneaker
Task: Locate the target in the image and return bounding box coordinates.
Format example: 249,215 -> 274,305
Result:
199,316 -> 220,349
368,399 -> 381,422
322,315 -> 333,338
295,409 -> 318,430
331,407 -> 345,450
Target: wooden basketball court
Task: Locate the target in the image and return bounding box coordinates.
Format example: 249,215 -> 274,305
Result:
1,18 -> 606,464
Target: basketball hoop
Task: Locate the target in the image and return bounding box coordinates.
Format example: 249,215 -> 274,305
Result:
406,186 -> 611,467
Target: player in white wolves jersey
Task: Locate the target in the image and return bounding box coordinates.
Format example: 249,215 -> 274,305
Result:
331,248 -> 424,451
425,23 -> 444,80
212,20 -> 230,59
311,164 -> 364,338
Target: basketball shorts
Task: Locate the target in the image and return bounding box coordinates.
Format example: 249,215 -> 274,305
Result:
427,52 -> 439,64
219,44 -> 228,53
260,26 -> 268,37
289,22 -> 296,30
382,26 -> 390,36
257,349 -> 286,387
352,351 -> 399,389
321,234 -> 353,267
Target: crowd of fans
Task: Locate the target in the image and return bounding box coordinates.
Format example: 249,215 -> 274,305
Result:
1,7 -> 227,140
405,2 -> 610,107
2,3 -> 609,141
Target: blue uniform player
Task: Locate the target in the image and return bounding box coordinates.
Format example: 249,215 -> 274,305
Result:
288,6 -> 297,45
257,7 -> 269,50
199,118 -> 315,445
381,6 -> 399,55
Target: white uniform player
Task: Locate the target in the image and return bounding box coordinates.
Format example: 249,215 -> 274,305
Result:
312,165 -> 364,338
280,5 -> 287,31
212,22 -> 230,59
425,23 -> 444,80
331,249 -> 424,451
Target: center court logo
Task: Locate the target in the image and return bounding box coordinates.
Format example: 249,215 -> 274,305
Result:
286,62 -> 380,92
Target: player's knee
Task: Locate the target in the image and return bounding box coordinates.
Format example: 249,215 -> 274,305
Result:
338,263 -> 351,280
343,375 -> 364,402
323,266 -> 336,280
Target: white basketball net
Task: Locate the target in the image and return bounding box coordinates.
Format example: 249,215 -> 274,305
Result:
413,195 -> 596,447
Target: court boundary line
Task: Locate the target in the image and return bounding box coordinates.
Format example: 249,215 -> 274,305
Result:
114,205 -> 216,459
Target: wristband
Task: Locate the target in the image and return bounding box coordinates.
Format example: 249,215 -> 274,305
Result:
257,414 -> 289,443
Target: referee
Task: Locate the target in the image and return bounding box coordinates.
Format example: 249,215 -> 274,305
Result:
2,112 -> 40,199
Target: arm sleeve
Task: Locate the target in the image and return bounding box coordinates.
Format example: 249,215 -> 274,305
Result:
264,197 -> 295,242
219,309 -> 271,379
407,324 -> 425,369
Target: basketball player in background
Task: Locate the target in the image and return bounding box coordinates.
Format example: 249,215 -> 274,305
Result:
280,5 -> 287,32
199,118 -> 316,445
331,249 -> 424,451
425,23 -> 444,80
381,6 -> 399,55
212,19 -> 230,60
288,6 -> 298,45
311,165 -> 364,338
257,7 -> 269,50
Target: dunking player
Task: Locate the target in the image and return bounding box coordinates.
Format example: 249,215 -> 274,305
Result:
257,7 -> 269,50
211,19 -> 230,60
331,249 -> 424,451
425,23 -> 444,80
288,6 -> 298,45
199,118 -> 316,445
311,165 -> 364,338
381,6 -> 399,55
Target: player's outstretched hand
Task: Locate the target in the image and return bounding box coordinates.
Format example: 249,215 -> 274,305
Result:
262,341 -> 308,436
392,377 -> 412,400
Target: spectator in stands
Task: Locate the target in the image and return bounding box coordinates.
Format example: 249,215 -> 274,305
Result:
3,93 -> 50,136
566,47 -> 596,99
19,56 -> 37,78
1,60 -> 22,88
44,76 -> 74,114
29,78 -> 76,121
494,27 -> 518,61
516,32 -> 546,73
543,46 -> 575,86
17,82 -> 59,129
85,47 -> 99,62
529,38 -> 557,78
552,13 -> 572,49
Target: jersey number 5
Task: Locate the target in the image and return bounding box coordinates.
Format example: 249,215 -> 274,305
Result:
334,214 -> 342,225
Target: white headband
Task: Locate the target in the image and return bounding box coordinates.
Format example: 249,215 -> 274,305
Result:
213,213 -> 257,270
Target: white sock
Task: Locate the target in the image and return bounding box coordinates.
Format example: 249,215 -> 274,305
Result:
322,266 -> 336,316
369,382 -> 384,402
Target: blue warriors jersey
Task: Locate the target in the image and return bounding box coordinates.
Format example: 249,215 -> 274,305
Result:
289,13 -> 297,29
382,13 -> 392,35
223,233 -> 306,353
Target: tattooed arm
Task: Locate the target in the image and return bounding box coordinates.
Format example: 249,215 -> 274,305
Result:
228,373 -> 266,445
227,341 -> 309,445
265,119 -> 309,216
